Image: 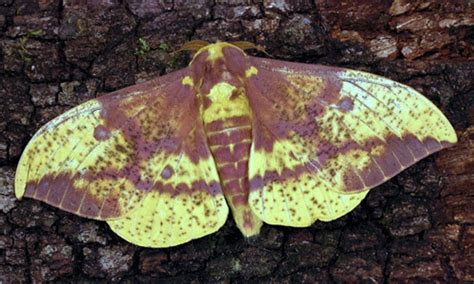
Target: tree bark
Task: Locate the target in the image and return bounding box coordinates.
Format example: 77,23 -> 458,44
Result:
0,0 -> 473,282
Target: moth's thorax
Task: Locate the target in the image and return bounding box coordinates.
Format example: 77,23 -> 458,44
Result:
183,43 -> 257,129
189,43 -> 250,95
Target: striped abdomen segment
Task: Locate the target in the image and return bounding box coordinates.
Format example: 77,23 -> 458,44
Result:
206,116 -> 252,206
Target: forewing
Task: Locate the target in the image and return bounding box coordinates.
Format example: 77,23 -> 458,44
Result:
246,57 -> 457,226
15,69 -> 228,247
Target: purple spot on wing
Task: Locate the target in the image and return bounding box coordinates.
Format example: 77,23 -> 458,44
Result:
337,97 -> 354,112
93,125 -> 110,141
160,166 -> 174,180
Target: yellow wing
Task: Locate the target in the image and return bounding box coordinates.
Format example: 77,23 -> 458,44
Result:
245,57 -> 457,226
15,69 -> 228,247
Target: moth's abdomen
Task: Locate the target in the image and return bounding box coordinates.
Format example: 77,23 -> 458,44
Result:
205,115 -> 263,236
207,116 -> 252,204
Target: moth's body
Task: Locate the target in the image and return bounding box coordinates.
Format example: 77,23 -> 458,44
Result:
15,41 -> 457,247
191,43 -> 262,235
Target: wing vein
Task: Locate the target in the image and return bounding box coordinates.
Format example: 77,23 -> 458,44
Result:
331,110 -> 384,188
342,80 -> 403,137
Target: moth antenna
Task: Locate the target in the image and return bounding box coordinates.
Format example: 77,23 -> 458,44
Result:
176,40 -> 210,54
230,41 -> 271,57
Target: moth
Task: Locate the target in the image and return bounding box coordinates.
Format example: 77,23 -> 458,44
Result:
15,41 -> 457,247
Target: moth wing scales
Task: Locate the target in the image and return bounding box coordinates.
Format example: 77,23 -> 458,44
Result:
246,57 -> 456,226
15,68 -> 228,247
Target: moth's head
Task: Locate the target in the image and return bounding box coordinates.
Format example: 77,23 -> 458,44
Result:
182,41 -> 261,93
180,40 -> 263,63
196,42 -> 243,64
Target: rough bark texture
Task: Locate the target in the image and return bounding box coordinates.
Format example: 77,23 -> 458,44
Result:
1,0 -> 473,282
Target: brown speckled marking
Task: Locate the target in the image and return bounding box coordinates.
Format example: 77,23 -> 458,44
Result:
245,68 -> 343,152
248,134 -> 454,193
21,68 -> 224,223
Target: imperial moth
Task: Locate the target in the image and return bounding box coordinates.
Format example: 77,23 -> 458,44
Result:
15,41 -> 457,248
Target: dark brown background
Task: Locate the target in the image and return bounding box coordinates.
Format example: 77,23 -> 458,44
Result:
1,0 -> 473,282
